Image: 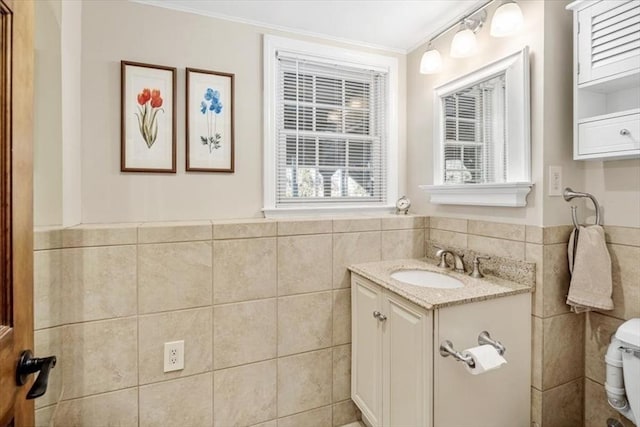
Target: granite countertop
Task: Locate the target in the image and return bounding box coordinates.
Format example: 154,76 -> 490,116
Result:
348,258 -> 533,310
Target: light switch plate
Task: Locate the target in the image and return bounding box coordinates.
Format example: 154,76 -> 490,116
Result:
548,166 -> 562,196
164,340 -> 184,372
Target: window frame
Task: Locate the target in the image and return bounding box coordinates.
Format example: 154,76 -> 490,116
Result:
263,35 -> 399,217
422,47 -> 533,207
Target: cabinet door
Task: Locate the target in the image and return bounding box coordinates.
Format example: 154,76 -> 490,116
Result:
352,277 -> 383,427
382,293 -> 432,427
578,0 -> 640,85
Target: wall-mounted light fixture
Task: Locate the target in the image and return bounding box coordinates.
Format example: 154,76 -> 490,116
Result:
419,0 -> 524,74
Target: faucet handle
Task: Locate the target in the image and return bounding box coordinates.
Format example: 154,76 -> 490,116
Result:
470,256 -> 491,278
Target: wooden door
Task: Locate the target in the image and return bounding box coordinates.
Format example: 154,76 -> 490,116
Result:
351,277 -> 382,427
0,0 -> 35,426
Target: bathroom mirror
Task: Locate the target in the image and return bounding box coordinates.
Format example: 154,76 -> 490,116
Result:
422,47 -> 531,207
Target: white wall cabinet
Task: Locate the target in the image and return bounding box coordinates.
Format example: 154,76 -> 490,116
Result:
568,0 -> 640,160
351,274 -> 531,427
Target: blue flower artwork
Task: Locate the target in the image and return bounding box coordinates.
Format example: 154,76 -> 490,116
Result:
200,88 -> 223,152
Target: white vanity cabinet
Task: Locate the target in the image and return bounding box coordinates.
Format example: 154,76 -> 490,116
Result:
568,0 -> 640,160
351,273 -> 531,427
352,275 -> 432,427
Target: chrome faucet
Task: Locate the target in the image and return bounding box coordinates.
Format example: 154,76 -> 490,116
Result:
434,247 -> 466,274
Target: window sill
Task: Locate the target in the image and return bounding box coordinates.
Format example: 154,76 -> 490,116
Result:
419,182 -> 533,207
263,205 -> 395,219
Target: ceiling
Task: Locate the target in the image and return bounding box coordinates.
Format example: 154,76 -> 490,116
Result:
131,0 -> 486,53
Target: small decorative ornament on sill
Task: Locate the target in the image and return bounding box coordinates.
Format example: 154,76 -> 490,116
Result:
396,196 -> 411,215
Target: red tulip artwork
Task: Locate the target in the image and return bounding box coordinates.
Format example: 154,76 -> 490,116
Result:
135,87 -> 164,148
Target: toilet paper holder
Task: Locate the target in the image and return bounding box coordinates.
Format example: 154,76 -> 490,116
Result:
439,331 -> 507,366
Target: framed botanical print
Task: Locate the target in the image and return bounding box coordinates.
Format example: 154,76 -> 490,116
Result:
121,61 -> 176,172
186,68 -> 235,172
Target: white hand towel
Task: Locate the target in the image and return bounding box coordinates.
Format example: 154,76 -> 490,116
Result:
566,225 -> 614,313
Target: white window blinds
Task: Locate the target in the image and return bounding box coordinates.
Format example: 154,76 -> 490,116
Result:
442,73 -> 506,185
275,53 -> 388,206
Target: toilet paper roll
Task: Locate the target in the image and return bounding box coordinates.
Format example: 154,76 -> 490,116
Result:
462,344 -> 507,375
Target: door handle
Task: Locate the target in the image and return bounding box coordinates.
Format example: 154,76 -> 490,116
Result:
16,350 -> 57,399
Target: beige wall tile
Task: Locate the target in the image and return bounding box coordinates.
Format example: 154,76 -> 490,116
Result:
541,379 -> 583,427
251,421 -> 277,427
333,218 -> 381,233
277,349 -> 332,417
333,232 -> 381,289
381,229 -> 425,260
543,225 -> 573,244
138,307 -> 213,385
468,235 -> 525,259
542,313 -> 585,390
605,225 -> 640,247
213,360 -> 277,427
62,245 -> 137,323
35,405 -> 55,427
34,227 -> 62,250
585,312 -> 624,385
333,289 -> 351,346
531,387 -> 541,427
214,299 -> 277,369
542,243 -> 571,317
278,292 -> 332,356
468,220 -> 525,241
62,317 -> 138,399
277,219 -> 333,236
525,243 -> 544,318
278,234 -> 332,296
138,221 -> 212,243
607,244 -> 640,320
139,373 -> 213,427
429,229 -> 467,249
531,315 -> 543,391
213,219 -> 277,239
333,344 -> 351,402
277,406 -> 332,427
526,225 -> 543,244
34,250 -> 63,329
34,327 -> 63,409
585,378 -> 631,427
62,223 -> 138,247
54,388 -> 138,427
332,400 -> 361,427
430,217 -> 467,233
380,215 -> 424,230
139,241 -> 212,313
213,238 -> 277,304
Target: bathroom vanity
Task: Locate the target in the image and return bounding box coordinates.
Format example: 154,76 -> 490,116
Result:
349,259 -> 532,427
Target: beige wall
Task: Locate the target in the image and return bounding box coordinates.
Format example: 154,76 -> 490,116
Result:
33,216 -> 425,426
76,0 -> 406,224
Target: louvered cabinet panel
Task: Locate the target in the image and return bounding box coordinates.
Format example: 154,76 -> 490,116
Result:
578,0 -> 640,85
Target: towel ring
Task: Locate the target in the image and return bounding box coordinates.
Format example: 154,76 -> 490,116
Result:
563,187 -> 601,228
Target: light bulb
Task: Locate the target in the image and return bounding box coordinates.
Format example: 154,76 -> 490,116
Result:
491,1 -> 524,37
420,47 -> 442,74
450,27 -> 477,58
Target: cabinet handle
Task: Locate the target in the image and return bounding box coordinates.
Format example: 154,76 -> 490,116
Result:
372,311 -> 387,321
620,129 -> 630,136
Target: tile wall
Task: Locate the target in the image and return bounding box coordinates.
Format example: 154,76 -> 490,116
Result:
33,216 -> 426,427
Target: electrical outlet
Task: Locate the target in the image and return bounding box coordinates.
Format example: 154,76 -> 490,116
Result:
163,340 -> 184,372
548,166 -> 562,196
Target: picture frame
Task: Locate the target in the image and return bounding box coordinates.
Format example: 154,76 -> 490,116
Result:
121,60 -> 177,173
186,67 -> 235,172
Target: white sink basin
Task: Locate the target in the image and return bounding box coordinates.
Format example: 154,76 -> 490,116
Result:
390,269 -> 464,289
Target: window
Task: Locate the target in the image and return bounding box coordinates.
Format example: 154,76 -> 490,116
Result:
421,47 -> 532,207
264,36 -> 398,216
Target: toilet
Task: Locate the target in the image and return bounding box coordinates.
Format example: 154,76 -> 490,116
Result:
606,318 -> 640,425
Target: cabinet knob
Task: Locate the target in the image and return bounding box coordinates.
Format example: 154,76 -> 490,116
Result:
620,129 -> 630,136
372,311 -> 387,322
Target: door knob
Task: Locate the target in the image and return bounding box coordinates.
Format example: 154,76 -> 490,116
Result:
16,350 -> 57,399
